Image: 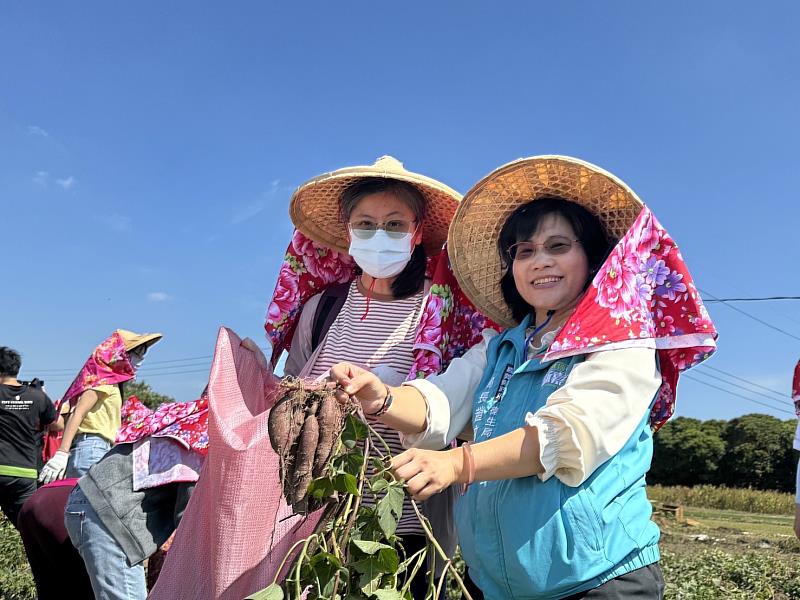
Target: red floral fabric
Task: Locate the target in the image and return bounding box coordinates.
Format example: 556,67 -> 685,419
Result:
116,395 -> 209,455
56,330 -> 135,411
792,359 -> 800,417
544,207 -> 718,430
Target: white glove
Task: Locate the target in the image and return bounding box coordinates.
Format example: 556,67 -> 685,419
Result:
39,450 -> 69,484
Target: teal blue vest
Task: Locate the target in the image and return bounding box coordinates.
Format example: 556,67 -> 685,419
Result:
454,316 -> 660,599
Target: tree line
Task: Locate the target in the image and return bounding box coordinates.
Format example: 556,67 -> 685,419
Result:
650,414 -> 798,493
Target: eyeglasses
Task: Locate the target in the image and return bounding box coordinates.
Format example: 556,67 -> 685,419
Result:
348,219 -> 417,240
507,236 -> 580,262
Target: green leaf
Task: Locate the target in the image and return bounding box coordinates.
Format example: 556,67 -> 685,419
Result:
373,590 -> 404,600
376,547 -> 399,573
310,551 -> 341,569
336,450 -> 364,476
352,555 -> 386,594
309,552 -> 345,596
333,473 -> 360,495
352,539 -> 392,555
342,414 -> 368,448
307,476 -> 335,500
357,561 -> 383,596
245,583 -> 284,600
376,485 -> 404,538
369,476 -> 389,493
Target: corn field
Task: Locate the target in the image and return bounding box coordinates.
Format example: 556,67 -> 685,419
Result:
648,484 -> 795,516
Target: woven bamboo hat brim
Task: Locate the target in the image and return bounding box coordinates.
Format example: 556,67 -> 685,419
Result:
289,156 -> 461,255
449,155 -> 644,329
116,329 -> 163,352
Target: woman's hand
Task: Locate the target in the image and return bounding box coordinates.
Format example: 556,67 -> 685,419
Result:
390,447 -> 464,501
329,362 -> 388,415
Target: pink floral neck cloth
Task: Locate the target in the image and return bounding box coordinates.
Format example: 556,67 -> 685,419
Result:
116,394 -> 209,455
792,360 -> 800,417
544,206 -> 718,431
57,330 -> 135,411
264,231 -> 356,365
264,230 -> 498,380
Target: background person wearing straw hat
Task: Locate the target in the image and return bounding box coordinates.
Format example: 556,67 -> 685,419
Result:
40,329 -> 163,483
331,156 -> 717,598
282,155 -> 463,597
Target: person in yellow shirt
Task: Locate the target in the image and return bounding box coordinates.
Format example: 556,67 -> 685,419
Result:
39,330 -> 162,483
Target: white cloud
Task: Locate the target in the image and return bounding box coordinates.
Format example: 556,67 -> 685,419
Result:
27,125 -> 50,137
230,200 -> 266,224
230,180 -> 291,225
33,171 -> 49,187
56,176 -> 76,189
147,292 -> 172,302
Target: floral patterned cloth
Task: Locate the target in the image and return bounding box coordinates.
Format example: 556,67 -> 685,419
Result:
116,395 -> 209,455
544,206 -> 718,430
793,360 -> 800,417
132,437 -> 205,491
56,331 -> 135,412
264,230 -> 498,381
265,231 -> 355,364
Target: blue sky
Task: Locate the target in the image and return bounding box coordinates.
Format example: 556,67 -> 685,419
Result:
2,2 -> 798,421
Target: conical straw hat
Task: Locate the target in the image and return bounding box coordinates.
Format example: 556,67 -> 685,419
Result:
289,156 -> 461,255
449,155 -> 644,328
116,329 -> 163,352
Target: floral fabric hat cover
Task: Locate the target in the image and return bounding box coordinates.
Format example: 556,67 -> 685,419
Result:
448,155 -> 718,430
57,330 -> 136,412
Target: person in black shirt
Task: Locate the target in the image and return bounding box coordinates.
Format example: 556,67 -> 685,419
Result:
0,347 -> 63,527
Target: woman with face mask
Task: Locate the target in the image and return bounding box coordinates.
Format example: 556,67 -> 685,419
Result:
281,156 -> 465,598
39,329 -> 162,483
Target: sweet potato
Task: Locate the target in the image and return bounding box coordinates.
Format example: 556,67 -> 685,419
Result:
290,413 -> 320,505
312,395 -> 341,478
268,396 -> 294,454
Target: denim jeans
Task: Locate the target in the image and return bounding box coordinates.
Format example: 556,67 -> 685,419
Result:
66,433 -> 111,478
64,486 -> 147,600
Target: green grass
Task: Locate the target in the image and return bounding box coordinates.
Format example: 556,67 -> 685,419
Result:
0,516 -> 35,600
682,507 -> 795,538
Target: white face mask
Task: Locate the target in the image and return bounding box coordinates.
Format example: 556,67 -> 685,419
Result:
129,353 -> 145,370
348,230 -> 414,279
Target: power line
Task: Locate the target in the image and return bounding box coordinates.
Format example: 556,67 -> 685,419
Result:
699,287 -> 800,342
698,364 -> 791,401
683,373 -> 795,416
702,296 -> 800,303
25,347 -> 271,376
691,369 -> 792,408
139,368 -> 211,378
29,354 -> 215,374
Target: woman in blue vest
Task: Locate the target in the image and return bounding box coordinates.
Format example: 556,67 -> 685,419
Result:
331,156 -> 716,599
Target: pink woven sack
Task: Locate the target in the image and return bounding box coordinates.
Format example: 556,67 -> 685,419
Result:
149,327 -> 323,599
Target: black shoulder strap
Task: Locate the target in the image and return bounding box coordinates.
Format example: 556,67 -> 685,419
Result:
311,282 -> 350,351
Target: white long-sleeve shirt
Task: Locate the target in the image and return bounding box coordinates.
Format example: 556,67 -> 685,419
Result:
400,329 -> 661,487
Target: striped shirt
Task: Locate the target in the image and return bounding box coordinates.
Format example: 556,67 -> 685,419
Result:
306,281 -> 426,536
